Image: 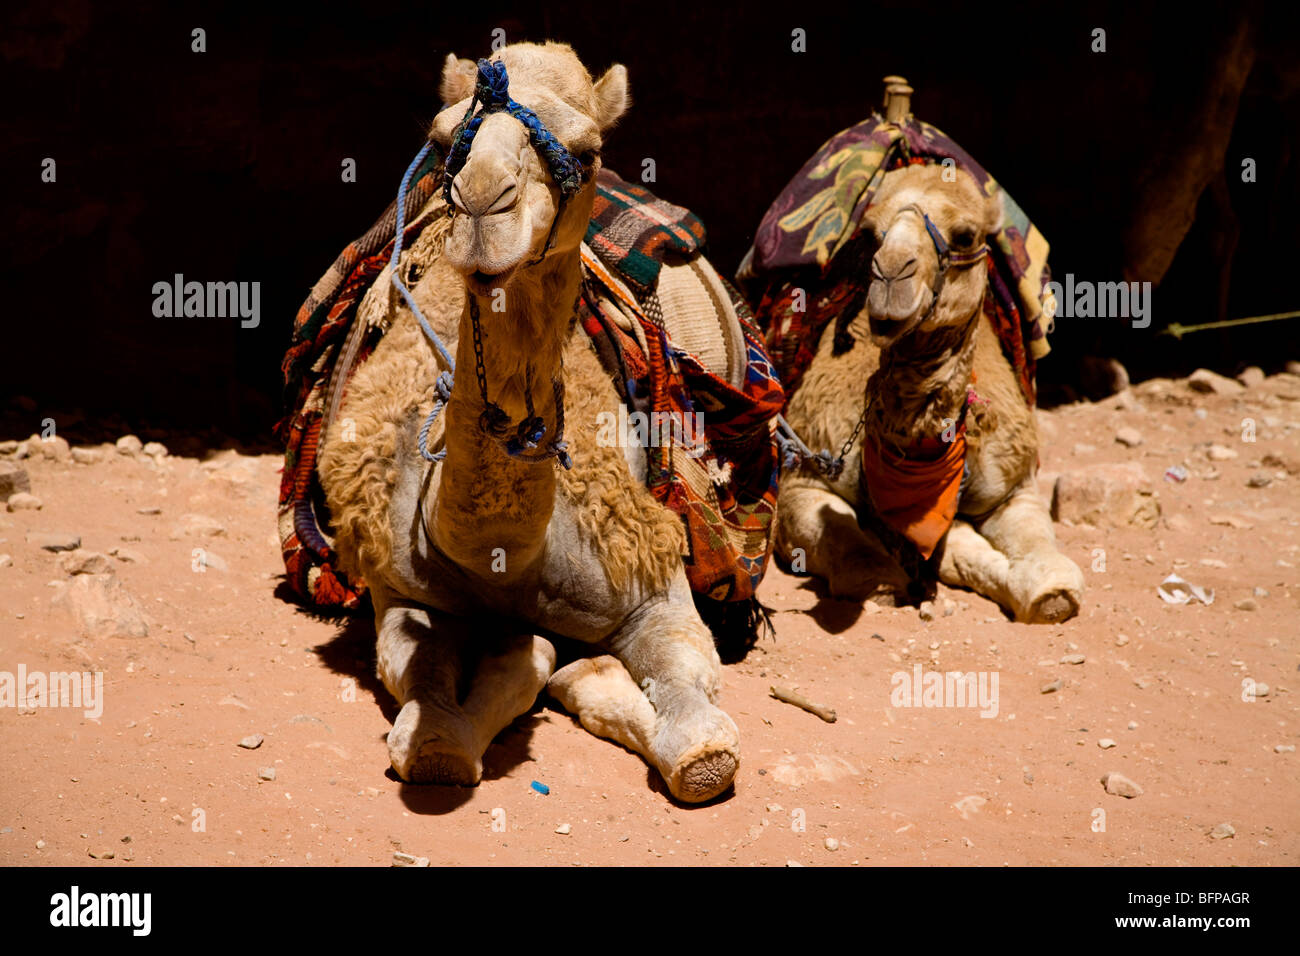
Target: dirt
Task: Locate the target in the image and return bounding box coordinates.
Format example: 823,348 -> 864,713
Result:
1,370 -> 1297,867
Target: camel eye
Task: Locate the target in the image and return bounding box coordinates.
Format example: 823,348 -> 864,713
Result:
950,227 -> 977,249
578,149 -> 599,168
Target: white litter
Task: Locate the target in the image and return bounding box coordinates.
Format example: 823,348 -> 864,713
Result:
1156,573 -> 1215,606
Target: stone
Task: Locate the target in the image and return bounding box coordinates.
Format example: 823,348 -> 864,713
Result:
37,436 -> 70,462
142,441 -> 168,458
88,849 -> 115,860
1233,598 -> 1258,612
258,767 -> 276,781
26,532 -> 81,552
555,823 -> 572,835
1127,721 -> 1139,730
1236,366 -> 1265,388
193,549 -> 228,572
70,447 -> 101,465
1060,653 -> 1086,665
1253,683 -> 1270,697
1206,444 -> 1239,462
0,462 -> 31,499
1209,823 -> 1235,840
1101,771 -> 1143,798
1247,474 -> 1271,488
1098,738 -> 1117,749
238,735 -> 264,750
1115,427 -> 1143,448
1078,356 -> 1130,400
6,492 -> 42,511
391,852 -> 429,867
1188,369 -> 1245,396
1209,513 -> 1251,529
115,435 -> 143,456
109,548 -> 145,564
1115,634 -> 1130,647
824,837 -> 840,851
1052,463 -> 1160,528
1274,744 -> 1295,754
0,554 -> 11,569
918,601 -> 935,621
170,514 -> 225,539
51,573 -> 149,638
58,549 -> 113,575
1041,679 -> 1062,694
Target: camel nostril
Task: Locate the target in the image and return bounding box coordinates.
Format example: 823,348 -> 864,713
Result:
872,256 -> 917,282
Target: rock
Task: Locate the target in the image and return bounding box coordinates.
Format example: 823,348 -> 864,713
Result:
1254,587 -> 1269,598
1078,356 -> 1130,400
1041,679 -> 1062,694
1253,682 -> 1270,697
35,839 -> 45,849
1060,653 -> 1087,665
1206,444 -> 1239,462
6,492 -> 42,511
952,795 -> 987,819
26,532 -> 81,552
51,573 -> 149,638
1101,771 -> 1143,798
555,823 -> 572,835
1115,427 -> 1143,448
88,849 -> 115,860
115,435 -> 143,456
1115,634 -> 1130,647
70,447 -> 101,465
918,601 -> 935,621
1246,474 -> 1271,488
258,767 -> 276,781
37,436 -> 70,462
1236,366 -> 1265,388
0,462 -> 31,499
1052,463 -> 1160,528
1209,823 -> 1235,840
170,514 -> 226,539
58,549 -> 114,575
1233,598 -> 1258,612
238,734 -> 264,750
136,506 -> 162,515
193,549 -> 228,572
0,554 -> 11,569
109,548 -> 145,564
1127,721 -> 1139,730
391,852 -> 429,867
1098,738 -> 1117,749
1188,369 -> 1245,396
1274,744 -> 1295,754
1209,513 -> 1252,529
142,441 -> 168,458
824,837 -> 840,851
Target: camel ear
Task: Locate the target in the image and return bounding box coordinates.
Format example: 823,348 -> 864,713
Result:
593,64 -> 630,132
984,194 -> 1004,237
440,54 -> 477,105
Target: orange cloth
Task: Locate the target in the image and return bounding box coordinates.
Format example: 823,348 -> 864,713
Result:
862,431 -> 966,560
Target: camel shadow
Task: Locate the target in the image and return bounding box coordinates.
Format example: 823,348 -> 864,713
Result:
796,578 -> 867,634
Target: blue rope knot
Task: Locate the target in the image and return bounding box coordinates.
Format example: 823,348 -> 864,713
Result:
475,59 -> 511,109
510,416 -> 548,452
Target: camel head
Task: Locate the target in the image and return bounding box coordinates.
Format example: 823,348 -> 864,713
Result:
430,42 -> 629,296
860,164 -> 1000,347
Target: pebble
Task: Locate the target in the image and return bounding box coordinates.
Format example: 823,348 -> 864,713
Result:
1233,599 -> 1258,612
89,849 -> 115,860
58,549 -> 114,576
1188,368 -> 1245,396
0,462 -> 32,498
142,441 -> 168,458
1236,366 -> 1265,388
1253,683 -> 1270,697
918,601 -> 935,621
1209,823 -> 1235,840
115,435 -> 143,456
555,823 -> 572,835
136,506 -> 162,515
71,447 -> 101,465
391,852 -> 429,867
1115,427 -> 1143,447
25,532 -> 80,552
824,837 -> 839,851
1115,634 -> 1130,647
1041,679 -> 1062,694
238,734 -> 264,750
1060,653 -> 1086,665
1101,771 -> 1143,798
1274,745 -> 1295,754
1247,474 -> 1271,488
35,839 -> 45,849
1253,587 -> 1268,598
6,492 -> 42,511
1128,721 -> 1139,730
1206,444 -> 1239,462
0,554 -> 11,569
1098,738 -> 1117,749
258,767 -> 276,781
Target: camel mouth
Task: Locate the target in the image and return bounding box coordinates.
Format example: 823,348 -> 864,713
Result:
465,266 -> 516,296
868,314 -> 915,343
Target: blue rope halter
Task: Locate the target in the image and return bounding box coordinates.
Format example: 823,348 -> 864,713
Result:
391,56 -> 586,469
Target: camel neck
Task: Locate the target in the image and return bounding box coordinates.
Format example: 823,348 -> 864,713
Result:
866,302 -> 982,451
426,252 -> 582,577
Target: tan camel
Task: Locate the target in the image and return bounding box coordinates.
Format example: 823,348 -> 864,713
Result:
776,164 -> 1084,623
316,42 -> 740,803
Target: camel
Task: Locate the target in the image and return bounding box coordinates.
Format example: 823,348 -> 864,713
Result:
316,42 -> 741,803
775,163 -> 1085,622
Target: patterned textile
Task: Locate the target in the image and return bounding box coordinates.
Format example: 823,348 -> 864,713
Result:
861,429 -> 966,561
738,113 -> 1053,404
276,159 -> 782,611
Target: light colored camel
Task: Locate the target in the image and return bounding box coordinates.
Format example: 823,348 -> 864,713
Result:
776,164 -> 1084,623
317,42 -> 740,803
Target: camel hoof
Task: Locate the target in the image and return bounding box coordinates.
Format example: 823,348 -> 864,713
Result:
1028,590 -> 1080,624
388,698 -> 482,786
669,743 -> 739,803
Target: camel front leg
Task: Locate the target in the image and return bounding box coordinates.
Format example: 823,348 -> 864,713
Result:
551,578 -> 739,803
373,582 -> 554,785
776,480 -> 910,602
970,479 -> 1084,623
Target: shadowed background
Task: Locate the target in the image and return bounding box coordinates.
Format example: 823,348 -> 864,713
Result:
1,0 -> 1295,446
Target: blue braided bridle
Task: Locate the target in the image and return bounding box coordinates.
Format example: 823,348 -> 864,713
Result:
394,57 -> 591,470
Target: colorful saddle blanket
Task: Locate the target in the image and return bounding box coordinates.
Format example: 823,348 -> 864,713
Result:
276,160 -> 783,614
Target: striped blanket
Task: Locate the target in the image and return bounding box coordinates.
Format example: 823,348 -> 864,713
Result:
276,160 -> 783,643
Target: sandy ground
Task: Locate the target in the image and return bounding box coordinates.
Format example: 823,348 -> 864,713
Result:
1,370 -> 1298,867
